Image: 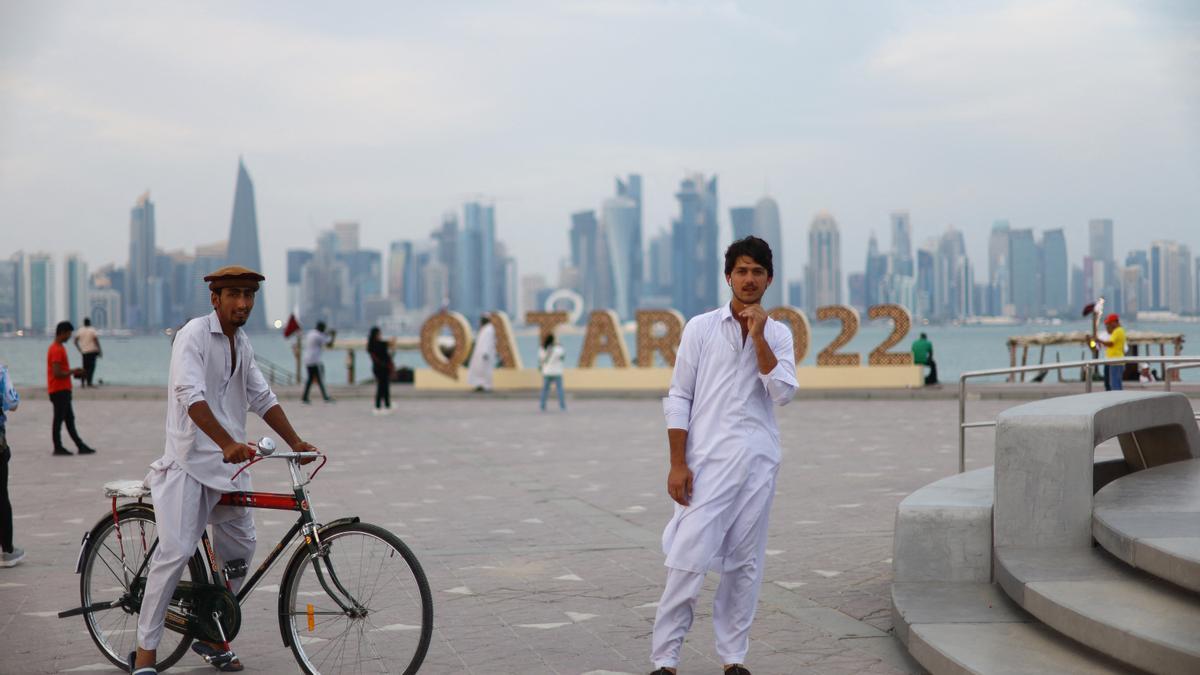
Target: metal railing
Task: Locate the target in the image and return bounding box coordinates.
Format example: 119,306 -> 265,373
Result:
255,354 -> 298,386
958,355 -> 1200,474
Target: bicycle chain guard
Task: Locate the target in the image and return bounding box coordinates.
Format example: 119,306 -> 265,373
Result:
163,581 -> 242,644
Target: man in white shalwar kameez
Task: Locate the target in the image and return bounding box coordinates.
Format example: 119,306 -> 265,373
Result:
467,314 -> 497,392
650,237 -> 797,675
131,266 -> 320,675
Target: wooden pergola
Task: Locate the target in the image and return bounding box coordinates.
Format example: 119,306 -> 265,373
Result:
1006,331 -> 1186,382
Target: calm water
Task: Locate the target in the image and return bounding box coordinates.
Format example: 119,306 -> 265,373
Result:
2,319 -> 1197,387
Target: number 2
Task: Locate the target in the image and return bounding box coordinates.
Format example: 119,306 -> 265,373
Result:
816,305 -> 861,366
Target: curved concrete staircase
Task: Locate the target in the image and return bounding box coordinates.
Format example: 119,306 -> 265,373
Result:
893,391 -> 1200,674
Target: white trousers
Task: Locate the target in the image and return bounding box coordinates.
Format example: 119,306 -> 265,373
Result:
137,467 -> 255,650
651,478 -> 773,668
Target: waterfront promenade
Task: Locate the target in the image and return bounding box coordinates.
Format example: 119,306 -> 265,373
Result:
2,392 -> 1024,673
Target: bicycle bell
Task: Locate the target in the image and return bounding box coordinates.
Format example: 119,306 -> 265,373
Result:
257,436 -> 277,455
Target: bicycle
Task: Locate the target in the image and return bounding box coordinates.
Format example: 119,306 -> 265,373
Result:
58,438 -> 433,674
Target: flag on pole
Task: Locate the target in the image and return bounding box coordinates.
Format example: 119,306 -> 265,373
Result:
283,313 -> 301,338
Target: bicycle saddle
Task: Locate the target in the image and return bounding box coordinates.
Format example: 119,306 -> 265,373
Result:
103,480 -> 151,499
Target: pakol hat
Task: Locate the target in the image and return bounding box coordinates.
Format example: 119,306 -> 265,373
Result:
204,265 -> 265,291
1104,313 -> 1120,324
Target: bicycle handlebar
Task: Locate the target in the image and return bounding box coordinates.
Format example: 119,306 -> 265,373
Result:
231,437 -> 327,482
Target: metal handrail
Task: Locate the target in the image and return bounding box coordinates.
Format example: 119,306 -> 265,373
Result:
958,355 -> 1200,473
255,354 -> 298,386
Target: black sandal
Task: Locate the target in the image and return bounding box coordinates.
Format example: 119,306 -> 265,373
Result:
191,642 -> 244,672
128,650 -> 156,674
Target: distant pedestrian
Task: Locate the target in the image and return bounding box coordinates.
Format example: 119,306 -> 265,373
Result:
367,326 -> 393,415
301,321 -> 336,403
538,332 -> 566,412
467,314 -> 496,392
911,332 -> 938,385
0,362 -> 23,568
47,321 -> 95,456
73,317 -> 102,387
1098,313 -> 1126,391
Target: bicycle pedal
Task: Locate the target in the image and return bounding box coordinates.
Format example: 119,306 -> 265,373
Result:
223,558 -> 248,580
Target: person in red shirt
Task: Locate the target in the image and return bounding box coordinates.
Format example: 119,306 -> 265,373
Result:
47,321 -> 94,456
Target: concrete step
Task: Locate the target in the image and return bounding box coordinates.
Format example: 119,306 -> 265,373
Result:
892,582 -> 1131,674
996,545 -> 1200,675
1093,457 -> 1200,594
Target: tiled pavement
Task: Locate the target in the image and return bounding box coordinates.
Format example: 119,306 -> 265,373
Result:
0,393 -> 1015,674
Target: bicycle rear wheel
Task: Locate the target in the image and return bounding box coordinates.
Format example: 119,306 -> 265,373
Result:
280,522 -> 433,675
79,505 -> 205,671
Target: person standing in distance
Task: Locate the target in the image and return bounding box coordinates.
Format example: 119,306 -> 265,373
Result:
650,236 -> 798,675
74,318 -> 103,387
1098,313 -> 1126,391
131,266 -> 321,674
0,361 -> 22,568
300,321 -> 336,404
47,321 -> 96,456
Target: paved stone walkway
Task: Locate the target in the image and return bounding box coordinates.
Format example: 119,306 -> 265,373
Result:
0,393 -> 1014,674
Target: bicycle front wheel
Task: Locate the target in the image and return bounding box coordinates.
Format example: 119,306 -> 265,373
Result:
280,522 -> 433,675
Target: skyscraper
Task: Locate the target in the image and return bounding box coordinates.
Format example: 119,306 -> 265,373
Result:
226,159 -> 266,330
601,195 -> 640,319
1088,218 -> 1116,302
935,227 -> 969,319
570,210 -> 601,312
388,241 -> 414,310
615,174 -> 643,307
1040,229 -> 1069,316
0,256 -> 19,332
128,191 -> 156,329
25,252 -> 56,333
916,243 -> 936,318
864,232 -> 888,309
65,254 -> 89,326
889,211 -> 913,277
671,174 -> 719,318
1149,241 -> 1193,314
1008,229 -> 1039,318
728,197 -> 783,308
987,220 -> 1010,316
461,201 -> 496,321
804,211 -> 841,312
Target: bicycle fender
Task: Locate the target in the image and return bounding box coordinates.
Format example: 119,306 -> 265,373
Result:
74,503 -> 155,575
275,517 -> 362,648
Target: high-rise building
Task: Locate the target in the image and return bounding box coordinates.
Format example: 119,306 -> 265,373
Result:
889,211 -> 913,277
848,272 -> 867,311
646,230 -> 673,300
64,254 -> 89,326
1121,266 -> 1143,317
300,230 -> 353,326
520,274 -> 548,320
1040,229 -> 1068,316
864,232 -> 888,309
127,192 -> 156,329
24,252 -> 56,333
1148,242 -> 1193,314
987,220 -> 1010,316
388,241 -> 414,311
671,174 -> 719,318
730,207 -> 755,241
728,197 -> 783,308
1008,228 -> 1039,318
804,211 -> 841,312
286,249 -> 314,316
334,221 -> 360,253
225,159 -> 266,330
458,201 -> 497,321
601,195 -> 640,319
916,243 -> 936,318
615,174 -> 643,307
0,256 -> 19,332
935,228 -> 969,319
787,280 -> 803,310
569,210 -> 602,312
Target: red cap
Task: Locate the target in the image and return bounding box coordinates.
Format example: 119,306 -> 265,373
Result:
1104,313 -> 1120,324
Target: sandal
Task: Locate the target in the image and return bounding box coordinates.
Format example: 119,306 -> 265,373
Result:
191,642 -> 245,672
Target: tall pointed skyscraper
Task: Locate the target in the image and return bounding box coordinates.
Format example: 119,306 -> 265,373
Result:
226,158 -> 266,330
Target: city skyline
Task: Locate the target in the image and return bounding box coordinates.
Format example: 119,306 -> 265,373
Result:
1,2 -> 1196,322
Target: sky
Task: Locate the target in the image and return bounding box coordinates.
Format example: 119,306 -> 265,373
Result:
1,0 -> 1197,324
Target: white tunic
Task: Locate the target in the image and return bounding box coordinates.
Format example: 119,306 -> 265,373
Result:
156,311 -> 279,493
302,328 -> 332,366
660,303 -> 797,572
467,323 -> 497,389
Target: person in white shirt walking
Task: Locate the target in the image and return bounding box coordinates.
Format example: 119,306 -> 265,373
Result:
300,321 -> 336,404
538,332 -> 566,411
73,318 -> 102,387
649,237 -> 798,675
132,266 -> 320,674
466,315 -> 497,392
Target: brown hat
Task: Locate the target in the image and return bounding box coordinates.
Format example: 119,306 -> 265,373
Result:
204,265 -> 265,291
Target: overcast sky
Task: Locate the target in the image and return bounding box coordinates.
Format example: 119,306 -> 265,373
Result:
2,0 -> 1197,323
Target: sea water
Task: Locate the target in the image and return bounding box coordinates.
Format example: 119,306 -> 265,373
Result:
1,319 -> 1197,387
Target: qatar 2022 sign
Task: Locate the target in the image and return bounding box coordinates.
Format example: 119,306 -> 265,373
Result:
413,304 -> 922,391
